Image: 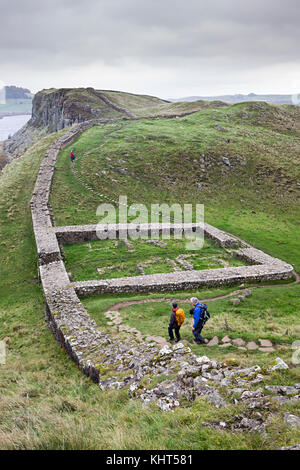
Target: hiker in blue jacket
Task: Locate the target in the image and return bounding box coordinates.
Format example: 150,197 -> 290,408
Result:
190,297 -> 208,344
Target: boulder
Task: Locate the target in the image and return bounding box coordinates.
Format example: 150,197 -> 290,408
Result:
222,335 -> 232,343
232,338 -> 246,347
259,339 -> 273,347
207,336 -> 219,346
206,390 -> 227,408
284,413 -> 300,429
268,357 -> 289,372
243,289 -> 252,297
173,342 -> 185,351
159,345 -> 173,356
195,355 -> 211,364
237,417 -> 265,433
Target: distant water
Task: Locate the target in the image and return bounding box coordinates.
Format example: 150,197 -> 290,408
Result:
0,114 -> 31,141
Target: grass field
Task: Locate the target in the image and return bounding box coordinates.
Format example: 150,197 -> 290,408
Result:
0,98 -> 32,115
0,101 -> 299,449
63,237 -> 245,282
83,283 -> 300,366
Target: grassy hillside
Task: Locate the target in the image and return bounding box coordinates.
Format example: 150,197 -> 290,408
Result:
32,87 -> 227,124
83,281 -> 300,366
50,102 -> 300,271
100,89 -> 169,113
0,99 -> 299,449
100,89 -> 227,117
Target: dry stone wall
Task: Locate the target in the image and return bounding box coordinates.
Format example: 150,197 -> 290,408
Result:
73,263 -> 293,297
54,222 -> 240,248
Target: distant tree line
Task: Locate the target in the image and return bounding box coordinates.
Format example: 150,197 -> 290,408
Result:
5,86 -> 32,100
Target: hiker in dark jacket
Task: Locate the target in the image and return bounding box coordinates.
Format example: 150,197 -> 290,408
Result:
168,302 -> 181,342
190,297 -> 207,344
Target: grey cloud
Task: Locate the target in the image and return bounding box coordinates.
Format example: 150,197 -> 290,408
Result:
0,0 -> 299,93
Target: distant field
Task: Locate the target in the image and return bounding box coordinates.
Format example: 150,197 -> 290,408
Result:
0,98 -> 32,115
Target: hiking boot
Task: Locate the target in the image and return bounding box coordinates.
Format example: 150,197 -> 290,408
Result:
175,339 -> 181,343
193,339 -> 201,345
204,339 -> 209,344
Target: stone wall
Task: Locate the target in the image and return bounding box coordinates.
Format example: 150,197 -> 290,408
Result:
88,89 -> 137,119
54,222 -> 239,248
73,263 -> 293,296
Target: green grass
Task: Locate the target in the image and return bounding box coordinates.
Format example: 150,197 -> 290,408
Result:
63,237 -> 245,282
84,283 -> 300,362
82,279 -> 300,367
101,89 -> 168,114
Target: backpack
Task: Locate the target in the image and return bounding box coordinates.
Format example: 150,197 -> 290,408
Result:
200,303 -> 210,324
175,308 -> 185,326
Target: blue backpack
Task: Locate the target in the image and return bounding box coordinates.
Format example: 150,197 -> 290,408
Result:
190,303 -> 210,324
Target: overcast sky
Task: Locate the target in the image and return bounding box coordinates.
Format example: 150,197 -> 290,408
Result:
0,0 -> 299,98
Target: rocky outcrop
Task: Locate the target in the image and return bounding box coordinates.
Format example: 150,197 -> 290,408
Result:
30,88 -> 132,132
0,142 -> 8,172
4,124 -> 48,161
4,87 -> 135,160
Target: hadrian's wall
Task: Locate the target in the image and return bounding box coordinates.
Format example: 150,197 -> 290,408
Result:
54,222 -> 240,248
30,117 -> 295,383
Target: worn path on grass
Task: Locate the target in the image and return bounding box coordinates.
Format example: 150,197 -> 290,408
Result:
104,272 -> 300,348
105,272 -> 300,311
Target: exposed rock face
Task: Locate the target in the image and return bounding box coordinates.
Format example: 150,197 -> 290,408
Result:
0,142 -> 8,172
30,88 -> 130,132
4,87 -> 136,160
284,413 -> 300,428
4,124 -> 48,161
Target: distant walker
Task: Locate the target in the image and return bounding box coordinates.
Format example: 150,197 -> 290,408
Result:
70,148 -> 76,162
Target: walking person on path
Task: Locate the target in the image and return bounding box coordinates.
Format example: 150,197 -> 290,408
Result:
190,297 -> 209,345
70,148 -> 76,163
168,302 -> 185,343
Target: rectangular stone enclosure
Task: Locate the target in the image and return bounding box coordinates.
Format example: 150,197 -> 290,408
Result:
54,222 -> 294,295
